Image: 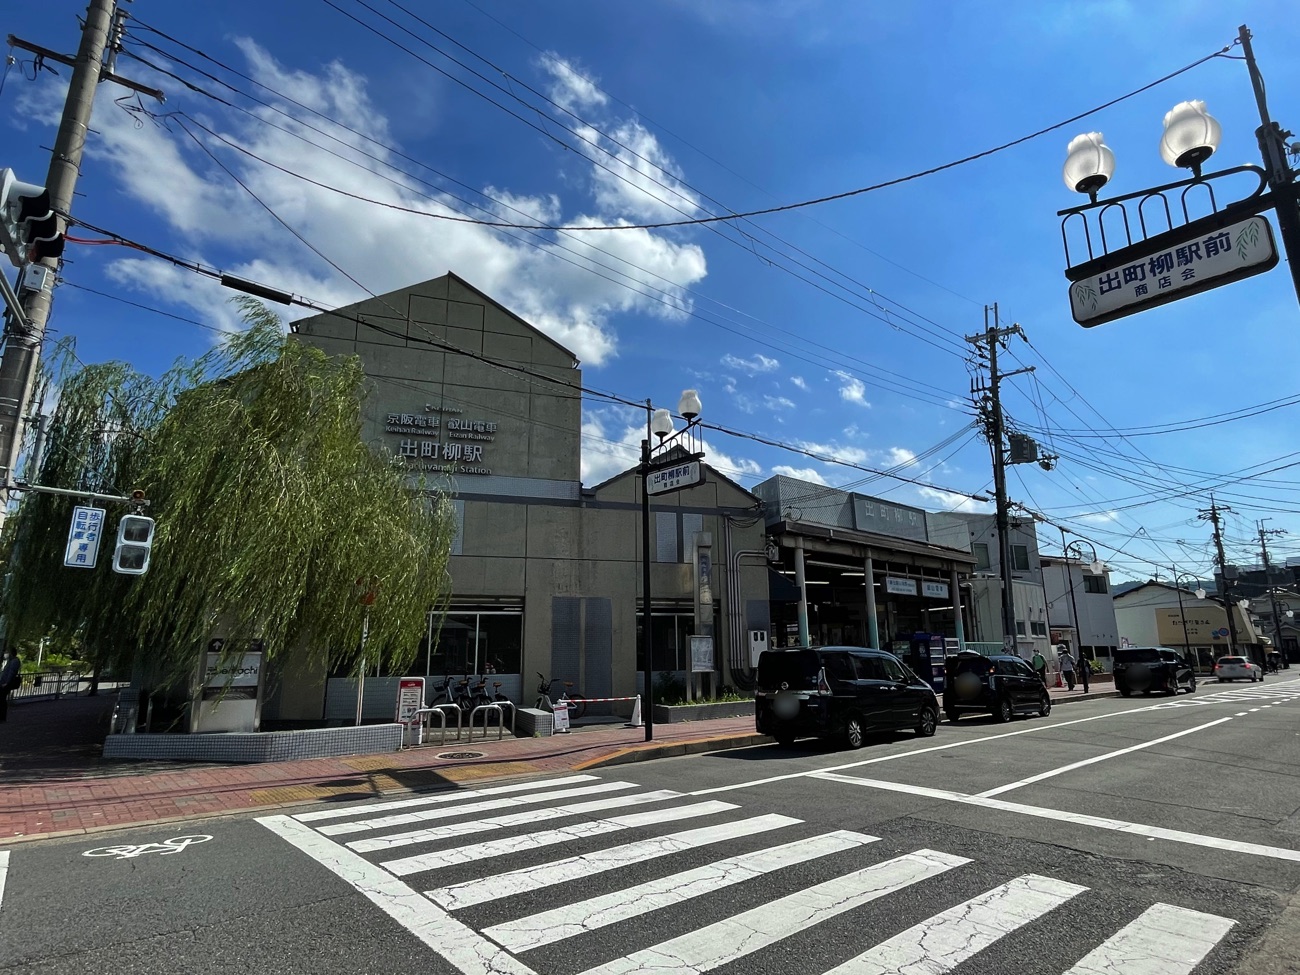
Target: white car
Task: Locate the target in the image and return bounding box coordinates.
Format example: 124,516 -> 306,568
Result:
1214,656 -> 1263,682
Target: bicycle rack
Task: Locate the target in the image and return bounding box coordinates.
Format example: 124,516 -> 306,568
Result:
411,704 -> 463,745
468,702 -> 507,740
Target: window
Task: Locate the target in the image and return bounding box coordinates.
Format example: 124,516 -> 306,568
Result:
855,655 -> 888,680
879,656 -> 908,682
1015,621 -> 1027,636
1030,621 -> 1048,637
1013,659 -> 1038,679
636,611 -> 696,671
655,512 -> 707,564
972,543 -> 990,570
1011,544 -> 1031,571
1084,574 -> 1108,594
427,609 -> 523,676
820,652 -> 855,682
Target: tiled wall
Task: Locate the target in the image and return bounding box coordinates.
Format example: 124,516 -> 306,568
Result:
103,723 -> 404,763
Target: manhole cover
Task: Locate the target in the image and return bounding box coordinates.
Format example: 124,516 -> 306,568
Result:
435,751 -> 485,760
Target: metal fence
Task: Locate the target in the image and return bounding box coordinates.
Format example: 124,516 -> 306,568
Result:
9,671 -> 93,701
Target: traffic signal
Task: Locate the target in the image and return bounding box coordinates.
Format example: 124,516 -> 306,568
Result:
112,514 -> 156,575
0,168 -> 65,267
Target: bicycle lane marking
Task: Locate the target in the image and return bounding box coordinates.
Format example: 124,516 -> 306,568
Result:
257,813 -> 537,975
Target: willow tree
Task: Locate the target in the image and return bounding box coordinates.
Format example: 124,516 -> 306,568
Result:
1,298 -> 455,691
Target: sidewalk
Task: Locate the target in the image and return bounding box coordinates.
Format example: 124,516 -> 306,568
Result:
0,683 -> 1115,844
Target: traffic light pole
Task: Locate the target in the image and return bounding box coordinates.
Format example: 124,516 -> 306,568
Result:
0,0 -> 115,493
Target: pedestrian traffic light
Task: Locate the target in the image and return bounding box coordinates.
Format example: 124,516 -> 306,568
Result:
0,168 -> 65,267
112,514 -> 155,575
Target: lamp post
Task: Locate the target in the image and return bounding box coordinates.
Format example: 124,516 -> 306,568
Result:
640,389 -> 705,743
1062,538 -> 1104,668
1171,571 -> 1203,667
1059,25 -> 1300,323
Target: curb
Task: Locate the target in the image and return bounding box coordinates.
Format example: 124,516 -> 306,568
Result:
576,733 -> 772,770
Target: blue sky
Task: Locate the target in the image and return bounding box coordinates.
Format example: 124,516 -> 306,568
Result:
4,0 -> 1300,583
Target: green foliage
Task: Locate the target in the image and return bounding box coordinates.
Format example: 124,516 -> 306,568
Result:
651,671 -> 752,706
1,298 -> 455,691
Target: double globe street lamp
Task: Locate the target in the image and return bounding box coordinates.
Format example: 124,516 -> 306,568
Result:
1059,25 -> 1300,327
1062,539 -> 1104,666
1171,571 -> 1209,667
640,390 -> 704,742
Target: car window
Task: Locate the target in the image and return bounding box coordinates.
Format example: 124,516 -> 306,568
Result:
1115,648 -> 1160,664
1159,650 -> 1179,663
1219,656 -> 1245,664
820,652 -> 855,683
995,659 -> 1018,676
878,656 -> 908,683
1012,659 -> 1038,678
756,649 -> 820,690
948,654 -> 994,676
850,654 -> 883,680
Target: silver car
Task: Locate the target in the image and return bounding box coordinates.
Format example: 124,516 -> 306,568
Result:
1214,655 -> 1263,682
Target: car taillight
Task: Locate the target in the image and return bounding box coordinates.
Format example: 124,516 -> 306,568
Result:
1213,664 -> 1219,670
817,669 -> 832,695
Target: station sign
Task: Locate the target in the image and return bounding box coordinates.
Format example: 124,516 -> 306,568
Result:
647,459 -> 703,495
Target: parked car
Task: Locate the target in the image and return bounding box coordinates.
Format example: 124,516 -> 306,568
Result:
1112,646 -> 1196,696
1213,655 -> 1263,682
942,651 -> 1050,723
755,646 -> 939,749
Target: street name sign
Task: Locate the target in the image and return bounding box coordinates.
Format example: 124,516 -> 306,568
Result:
646,459 -> 704,495
1069,215 -> 1278,327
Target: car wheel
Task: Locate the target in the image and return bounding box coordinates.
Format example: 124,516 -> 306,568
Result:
843,714 -> 865,750
1038,694 -> 1051,718
915,706 -> 938,738
774,733 -> 796,747
1217,677 -> 1226,683
1188,679 -> 1196,694
1165,681 -> 1178,696
994,696 -> 1013,723
1119,687 -> 1132,697
945,709 -> 960,723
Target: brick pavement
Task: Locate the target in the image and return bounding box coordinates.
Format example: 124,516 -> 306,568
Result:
0,682 -> 1117,844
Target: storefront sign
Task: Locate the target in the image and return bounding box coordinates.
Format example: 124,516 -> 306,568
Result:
1070,216 -> 1278,327
385,404 -> 496,475
690,635 -> 714,673
204,651 -> 262,688
1155,606 -> 1229,645
922,581 -> 949,599
853,496 -> 928,542
63,505 -> 105,569
885,576 -> 917,596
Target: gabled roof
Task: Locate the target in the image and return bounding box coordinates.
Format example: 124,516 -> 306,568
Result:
588,444 -> 759,501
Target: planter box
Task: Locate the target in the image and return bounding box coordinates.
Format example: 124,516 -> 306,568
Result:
653,701 -> 753,724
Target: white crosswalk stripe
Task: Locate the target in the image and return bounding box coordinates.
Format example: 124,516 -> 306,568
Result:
1150,681 -> 1300,709
258,772 -> 1241,975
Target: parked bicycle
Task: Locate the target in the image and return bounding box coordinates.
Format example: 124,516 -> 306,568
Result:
535,672 -> 587,720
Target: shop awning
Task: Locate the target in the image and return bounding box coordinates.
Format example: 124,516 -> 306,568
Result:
768,568 -> 802,602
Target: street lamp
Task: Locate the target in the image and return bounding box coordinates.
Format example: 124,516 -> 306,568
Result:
1057,25 -> 1300,327
640,389 -> 705,743
1061,536 -> 1103,666
1172,571 -> 1202,667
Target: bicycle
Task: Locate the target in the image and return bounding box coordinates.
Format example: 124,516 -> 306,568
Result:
535,672 -> 587,721
428,675 -> 459,708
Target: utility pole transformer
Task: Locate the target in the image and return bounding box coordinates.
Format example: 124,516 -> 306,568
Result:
967,304 -> 1034,652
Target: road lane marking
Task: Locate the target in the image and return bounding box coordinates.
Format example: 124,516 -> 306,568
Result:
483,830 -> 879,953
384,800 -> 738,878
426,813 -> 800,911
293,774 -> 601,822
975,717 -> 1233,798
0,851 -> 8,916
573,849 -> 970,975
257,814 -> 537,975
347,789 -> 682,853
319,781 -> 635,835
1062,902 -> 1236,975
824,874 -> 1086,974
812,771 -> 1300,863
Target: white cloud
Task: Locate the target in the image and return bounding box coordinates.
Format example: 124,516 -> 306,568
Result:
540,54 -> 608,112
1076,510 -> 1120,524
832,370 -> 870,407
885,447 -> 918,468
56,42 -> 709,367
790,375 -> 807,390
577,119 -> 702,223
721,353 -> 779,374
771,465 -> 827,485
579,408 -> 761,488
917,485 -> 990,513
795,440 -> 869,466
764,395 -> 796,411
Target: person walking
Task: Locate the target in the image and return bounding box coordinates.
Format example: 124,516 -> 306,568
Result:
1031,648 -> 1047,686
1077,650 -> 1091,692
1058,646 -> 1076,691
0,649 -> 21,722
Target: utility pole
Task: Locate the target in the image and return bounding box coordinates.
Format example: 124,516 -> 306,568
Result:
967,304 -> 1034,652
1258,518 -> 1287,670
1198,497 -> 1240,655
0,1 -> 160,495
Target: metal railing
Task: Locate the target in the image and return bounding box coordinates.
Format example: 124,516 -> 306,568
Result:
10,671 -> 89,701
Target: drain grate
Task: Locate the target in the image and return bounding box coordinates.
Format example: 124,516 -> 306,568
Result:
435,751 -> 486,760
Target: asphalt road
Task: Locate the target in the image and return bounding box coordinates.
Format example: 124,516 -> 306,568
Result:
3,673 -> 1299,974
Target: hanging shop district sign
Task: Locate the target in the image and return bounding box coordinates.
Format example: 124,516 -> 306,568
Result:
1068,216 -> 1277,327
646,459 -> 704,496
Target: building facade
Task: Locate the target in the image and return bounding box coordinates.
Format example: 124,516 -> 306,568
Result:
1040,554 -> 1119,666
263,273 -> 768,725
1113,581 -> 1262,670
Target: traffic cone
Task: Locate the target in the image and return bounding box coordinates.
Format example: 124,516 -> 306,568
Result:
1055,672 -> 1063,688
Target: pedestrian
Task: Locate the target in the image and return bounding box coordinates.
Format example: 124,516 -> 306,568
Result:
0,649 -> 21,722
1031,648 -> 1047,686
1077,650 -> 1090,692
1059,646 -> 1076,691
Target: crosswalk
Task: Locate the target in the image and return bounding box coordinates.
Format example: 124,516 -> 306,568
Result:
1148,680 -> 1300,710
258,772 -> 1237,975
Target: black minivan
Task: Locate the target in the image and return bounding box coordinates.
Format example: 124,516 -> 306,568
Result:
755,646 -> 939,749
1113,646 -> 1196,696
